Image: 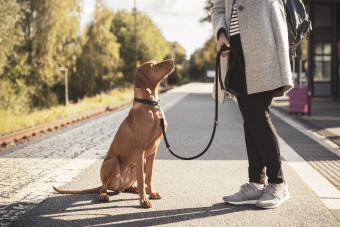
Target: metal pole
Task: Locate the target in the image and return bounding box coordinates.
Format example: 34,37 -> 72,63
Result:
64,68 -> 69,106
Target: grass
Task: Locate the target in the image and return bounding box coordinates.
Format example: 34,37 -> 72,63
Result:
0,87 -> 134,135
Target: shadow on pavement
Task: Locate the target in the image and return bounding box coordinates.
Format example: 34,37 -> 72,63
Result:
11,193 -> 258,226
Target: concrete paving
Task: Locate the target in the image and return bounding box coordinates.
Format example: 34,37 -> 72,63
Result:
272,96 -> 340,148
2,83 -> 340,226
272,96 -> 340,194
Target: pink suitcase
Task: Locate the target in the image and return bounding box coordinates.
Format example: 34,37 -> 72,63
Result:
287,86 -> 311,115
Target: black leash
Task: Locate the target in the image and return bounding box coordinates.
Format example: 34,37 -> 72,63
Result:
134,46 -> 231,160
159,46 -> 231,160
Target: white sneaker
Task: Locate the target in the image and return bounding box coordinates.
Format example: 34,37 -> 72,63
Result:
256,182 -> 290,209
223,182 -> 264,205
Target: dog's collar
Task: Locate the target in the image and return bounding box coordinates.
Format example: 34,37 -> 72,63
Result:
134,97 -> 161,111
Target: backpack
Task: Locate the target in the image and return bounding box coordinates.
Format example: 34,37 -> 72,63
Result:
282,0 -> 312,57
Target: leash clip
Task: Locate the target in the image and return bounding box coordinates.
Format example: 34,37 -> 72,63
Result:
155,101 -> 160,111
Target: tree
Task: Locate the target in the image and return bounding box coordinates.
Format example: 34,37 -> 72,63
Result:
71,1 -> 121,99
188,0 -> 216,80
0,0 -> 21,75
188,36 -> 216,81
0,0 -> 31,113
165,41 -> 188,84
0,0 -> 188,113
111,10 -> 170,81
29,0 -> 81,106
0,0 -> 83,108
29,0 -> 80,85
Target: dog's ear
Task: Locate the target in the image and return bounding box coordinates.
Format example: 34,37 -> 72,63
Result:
134,68 -> 149,88
145,88 -> 152,95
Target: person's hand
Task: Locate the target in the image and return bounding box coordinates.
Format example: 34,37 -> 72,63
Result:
217,32 -> 230,58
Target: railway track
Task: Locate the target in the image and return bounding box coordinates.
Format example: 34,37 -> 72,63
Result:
0,86 -> 173,149
0,101 -> 132,148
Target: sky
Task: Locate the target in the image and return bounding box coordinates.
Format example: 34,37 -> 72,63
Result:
80,0 -> 213,56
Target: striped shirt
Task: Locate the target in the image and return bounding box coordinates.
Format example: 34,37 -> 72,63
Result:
229,2 -> 240,36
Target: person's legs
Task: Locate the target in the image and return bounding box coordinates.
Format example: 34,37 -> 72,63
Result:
223,34 -> 267,205
240,90 -> 284,184
237,90 -> 289,209
222,96 -> 266,205
236,96 -> 266,184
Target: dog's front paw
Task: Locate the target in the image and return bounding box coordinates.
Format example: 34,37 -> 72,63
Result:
140,198 -> 152,209
149,192 -> 161,200
99,193 -> 109,202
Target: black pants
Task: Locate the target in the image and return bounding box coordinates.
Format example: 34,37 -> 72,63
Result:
228,34 -> 284,184
237,92 -> 284,184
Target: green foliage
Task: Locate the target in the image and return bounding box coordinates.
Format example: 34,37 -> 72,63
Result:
189,0 -> 216,80
0,53 -> 31,112
111,10 -> 170,81
30,0 -> 81,87
0,79 -> 29,114
0,0 -> 82,109
0,86 -> 133,134
71,2 -> 121,99
166,42 -> 188,84
188,36 -> 216,80
0,0 -> 31,112
0,0 -> 21,75
0,0 -> 189,120
27,0 -> 82,108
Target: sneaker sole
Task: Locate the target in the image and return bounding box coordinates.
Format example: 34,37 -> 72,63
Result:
256,192 -> 290,209
223,199 -> 258,205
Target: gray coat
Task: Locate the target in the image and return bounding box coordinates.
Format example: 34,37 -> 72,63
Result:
211,0 -> 293,103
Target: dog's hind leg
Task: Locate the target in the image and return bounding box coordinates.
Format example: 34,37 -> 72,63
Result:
121,163 -> 138,194
99,155 -> 120,202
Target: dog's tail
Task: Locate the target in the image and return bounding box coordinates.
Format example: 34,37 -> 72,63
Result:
52,186 -> 101,194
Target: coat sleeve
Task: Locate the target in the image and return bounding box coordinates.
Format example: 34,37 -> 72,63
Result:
270,0 -> 293,83
211,0 -> 227,39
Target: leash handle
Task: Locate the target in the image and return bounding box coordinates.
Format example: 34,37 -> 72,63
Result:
160,49 -> 225,160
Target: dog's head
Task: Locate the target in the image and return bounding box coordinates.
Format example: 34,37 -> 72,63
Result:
133,59 -> 174,96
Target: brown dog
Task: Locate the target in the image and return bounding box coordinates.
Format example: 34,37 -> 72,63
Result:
53,59 -> 174,208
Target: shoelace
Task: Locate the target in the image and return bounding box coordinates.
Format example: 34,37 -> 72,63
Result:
240,183 -> 252,193
264,183 -> 281,197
